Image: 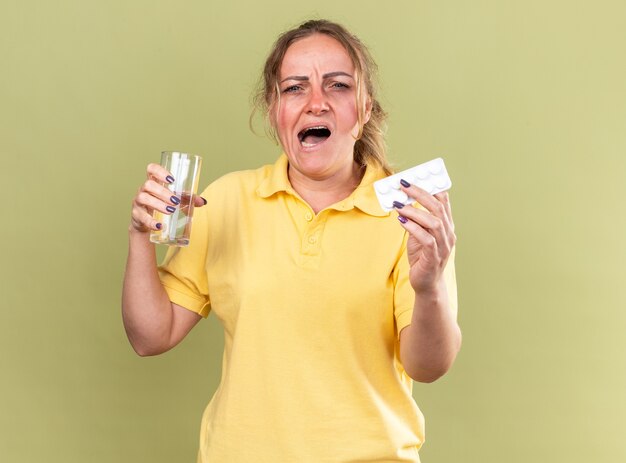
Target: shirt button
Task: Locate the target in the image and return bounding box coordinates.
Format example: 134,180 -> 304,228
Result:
308,236 -> 317,244
305,212 -> 313,221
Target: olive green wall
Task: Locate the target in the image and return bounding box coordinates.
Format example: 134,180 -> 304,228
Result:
2,1 -> 625,461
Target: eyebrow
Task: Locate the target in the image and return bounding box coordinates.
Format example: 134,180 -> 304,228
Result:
280,71 -> 354,84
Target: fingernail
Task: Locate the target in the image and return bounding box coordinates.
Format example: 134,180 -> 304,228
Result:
397,216 -> 408,224
170,196 -> 180,205
156,223 -> 162,230
166,206 -> 176,213
392,201 -> 405,209
400,179 -> 411,188
165,175 -> 175,184
201,197 -> 207,205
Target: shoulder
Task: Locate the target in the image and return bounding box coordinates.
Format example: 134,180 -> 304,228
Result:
202,163 -> 273,197
197,163 -> 275,218
210,164 -> 271,188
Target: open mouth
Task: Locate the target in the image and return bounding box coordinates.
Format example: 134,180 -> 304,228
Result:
298,125 -> 331,148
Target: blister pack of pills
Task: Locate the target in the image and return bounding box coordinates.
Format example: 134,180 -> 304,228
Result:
373,158 -> 452,211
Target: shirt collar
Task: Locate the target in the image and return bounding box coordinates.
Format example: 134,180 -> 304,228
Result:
349,163 -> 390,217
256,153 -> 389,217
256,153 -> 292,198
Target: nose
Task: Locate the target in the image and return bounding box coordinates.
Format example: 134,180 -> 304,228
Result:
306,87 -> 329,115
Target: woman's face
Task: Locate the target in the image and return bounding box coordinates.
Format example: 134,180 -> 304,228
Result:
274,34 -> 370,182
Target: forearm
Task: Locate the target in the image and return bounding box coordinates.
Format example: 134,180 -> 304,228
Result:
122,228 -> 175,356
400,280 -> 462,383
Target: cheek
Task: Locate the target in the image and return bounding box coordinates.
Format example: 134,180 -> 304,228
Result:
273,108 -> 296,149
274,102 -> 294,133
337,96 -> 359,123
342,105 -> 360,133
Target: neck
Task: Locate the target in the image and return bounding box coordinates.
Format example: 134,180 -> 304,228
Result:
288,162 -> 364,214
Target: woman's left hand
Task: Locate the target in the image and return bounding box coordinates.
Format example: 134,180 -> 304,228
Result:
394,180 -> 456,294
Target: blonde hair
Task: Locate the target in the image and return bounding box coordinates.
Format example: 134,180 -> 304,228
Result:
251,19 -> 392,175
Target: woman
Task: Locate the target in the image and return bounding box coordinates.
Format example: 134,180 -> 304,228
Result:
123,19 -> 460,463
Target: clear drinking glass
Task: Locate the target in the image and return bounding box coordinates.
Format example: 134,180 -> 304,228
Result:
150,151 -> 202,246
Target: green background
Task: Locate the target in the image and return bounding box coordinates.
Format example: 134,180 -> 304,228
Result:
2,0 -> 625,461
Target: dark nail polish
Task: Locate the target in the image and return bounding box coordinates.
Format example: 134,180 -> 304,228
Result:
400,179 -> 411,188
392,201 -> 405,209
155,222 -> 162,230
170,196 -> 180,205
165,175 -> 175,184
397,216 -> 408,224
201,197 -> 207,205
166,206 -> 176,213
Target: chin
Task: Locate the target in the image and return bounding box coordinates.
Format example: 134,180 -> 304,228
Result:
297,154 -> 355,179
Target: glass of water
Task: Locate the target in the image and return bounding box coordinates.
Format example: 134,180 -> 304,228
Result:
150,151 -> 202,246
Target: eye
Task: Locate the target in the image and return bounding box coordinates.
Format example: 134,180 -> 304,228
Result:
330,81 -> 350,89
282,85 -> 302,93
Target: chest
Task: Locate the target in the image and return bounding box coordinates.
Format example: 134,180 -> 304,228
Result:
204,196 -> 405,340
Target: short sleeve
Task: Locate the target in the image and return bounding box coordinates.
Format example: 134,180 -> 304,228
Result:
393,233 -> 415,338
157,198 -> 211,318
393,237 -> 458,338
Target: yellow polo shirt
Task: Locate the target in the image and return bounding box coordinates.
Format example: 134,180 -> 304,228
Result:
158,154 -> 457,463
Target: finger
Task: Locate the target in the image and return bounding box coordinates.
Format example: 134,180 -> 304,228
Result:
399,179 -> 448,222
131,203 -> 163,232
434,191 -> 455,233
394,204 -> 451,258
146,162 -> 175,184
397,214 -> 440,260
433,192 -> 456,248
142,179 -> 181,207
400,180 -> 454,244
134,190 -> 178,215
193,195 -> 207,207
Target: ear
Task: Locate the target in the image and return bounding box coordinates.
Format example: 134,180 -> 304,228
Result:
363,96 -> 372,124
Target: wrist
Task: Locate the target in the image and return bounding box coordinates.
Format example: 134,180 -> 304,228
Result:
413,277 -> 446,298
128,225 -> 152,242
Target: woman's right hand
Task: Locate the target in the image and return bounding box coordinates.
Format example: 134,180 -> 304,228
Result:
129,163 -> 206,233
124,163 -> 205,356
